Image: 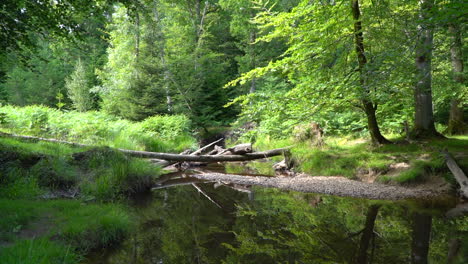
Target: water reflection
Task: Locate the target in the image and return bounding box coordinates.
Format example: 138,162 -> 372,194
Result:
87,170 -> 468,264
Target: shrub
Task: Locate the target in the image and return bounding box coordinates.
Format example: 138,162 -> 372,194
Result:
0,105 -> 196,152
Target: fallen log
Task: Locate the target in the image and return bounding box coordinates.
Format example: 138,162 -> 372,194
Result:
441,150 -> 468,198
0,132 -> 286,163
190,138 -> 224,156
0,131 -> 89,147
214,143 -> 252,156
157,138 -> 225,168
119,148 -> 287,162
190,173 -> 452,200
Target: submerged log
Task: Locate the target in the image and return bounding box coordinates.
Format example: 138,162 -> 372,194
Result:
191,173 -> 452,200
442,150 -> 468,198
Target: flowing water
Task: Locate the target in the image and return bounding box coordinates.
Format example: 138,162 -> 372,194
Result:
86,163 -> 467,264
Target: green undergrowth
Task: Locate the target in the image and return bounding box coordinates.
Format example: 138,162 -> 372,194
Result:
0,137 -> 143,263
0,104 -> 197,153
252,135 -> 468,183
0,137 -> 162,201
0,199 -> 133,263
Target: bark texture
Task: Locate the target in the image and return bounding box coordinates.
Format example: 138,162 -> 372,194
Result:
412,0 -> 440,138
351,0 -> 390,144
442,150 -> 468,198
447,23 -> 466,135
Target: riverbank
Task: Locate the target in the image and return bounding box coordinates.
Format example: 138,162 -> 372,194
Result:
1,133 -> 467,262
0,137 -> 162,263
251,135 -> 468,185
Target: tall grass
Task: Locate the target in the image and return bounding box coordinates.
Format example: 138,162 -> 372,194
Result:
0,104 -> 197,152
0,138 -> 162,201
0,199 -> 132,260
0,238 -> 80,264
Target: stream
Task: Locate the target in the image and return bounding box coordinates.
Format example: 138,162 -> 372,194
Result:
85,163 -> 467,264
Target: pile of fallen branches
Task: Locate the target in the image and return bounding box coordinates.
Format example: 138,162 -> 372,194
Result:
150,138 -> 288,169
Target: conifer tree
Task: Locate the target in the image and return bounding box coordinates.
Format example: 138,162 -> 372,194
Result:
66,59 -> 93,112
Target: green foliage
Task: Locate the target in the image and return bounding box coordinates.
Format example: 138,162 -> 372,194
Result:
0,104 -> 196,152
31,157 -> 79,189
0,199 -> 132,261
0,199 -> 41,242
0,238 -> 80,264
53,201 -> 132,252
78,147 -> 162,201
65,59 -> 93,112
0,138 -> 162,202
253,135 -> 468,184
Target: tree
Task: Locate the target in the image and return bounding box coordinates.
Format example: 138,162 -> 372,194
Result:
351,0 -> 390,144
225,0 -> 404,141
66,59 -> 93,112
411,0 -> 441,138
446,22 -> 466,134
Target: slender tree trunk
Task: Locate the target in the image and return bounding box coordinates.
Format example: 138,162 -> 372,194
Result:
249,28 -> 257,94
356,204 -> 380,264
135,11 -> 140,62
447,23 -> 466,134
153,1 -> 172,112
411,213 -> 432,264
411,0 -> 441,139
351,0 -> 390,144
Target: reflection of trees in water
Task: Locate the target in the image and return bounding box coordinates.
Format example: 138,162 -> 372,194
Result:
97,186 -> 467,264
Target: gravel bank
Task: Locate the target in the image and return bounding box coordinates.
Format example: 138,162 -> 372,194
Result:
192,173 -> 452,200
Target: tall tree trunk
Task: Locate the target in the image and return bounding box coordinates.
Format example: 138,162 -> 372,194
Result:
447,23 -> 466,134
153,1 -> 172,112
411,212 -> 432,264
249,22 -> 257,94
351,0 -> 390,144
135,11 -> 140,62
411,0 -> 441,139
356,204 -> 380,264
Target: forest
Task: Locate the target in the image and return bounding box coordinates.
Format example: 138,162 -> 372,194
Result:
0,0 -> 467,263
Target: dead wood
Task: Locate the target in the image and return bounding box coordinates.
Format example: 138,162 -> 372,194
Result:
215,143 -> 253,156
442,150 -> 468,198
0,132 -> 286,163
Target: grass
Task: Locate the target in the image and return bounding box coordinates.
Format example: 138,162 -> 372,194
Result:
0,199 -> 132,262
0,138 -> 162,201
252,135 -> 468,183
0,238 -> 81,264
0,104 -> 197,153
0,106 -> 191,263
0,138 -> 154,262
